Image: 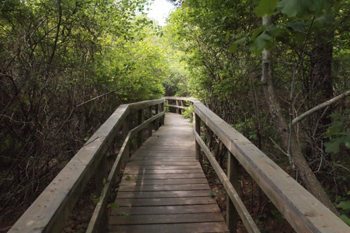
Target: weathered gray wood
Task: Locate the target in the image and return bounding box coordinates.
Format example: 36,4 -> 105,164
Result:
8,105 -> 130,233
8,99 -> 165,233
226,152 -> 241,233
192,100 -> 350,233
86,134 -> 131,233
119,184 -> 210,191
121,173 -> 206,180
194,113 -> 201,160
125,165 -> 200,170
109,222 -> 229,233
128,99 -> 164,111
111,204 -> 221,215
127,161 -> 199,166
136,109 -> 144,147
117,190 -> 212,199
87,112 -> 165,233
194,131 -> 260,233
110,213 -> 225,225
115,197 -> 216,207
109,113 -> 228,233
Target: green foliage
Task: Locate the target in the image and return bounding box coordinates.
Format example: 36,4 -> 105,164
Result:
182,105 -> 194,121
255,0 -> 278,16
325,110 -> 350,154
278,0 -> 328,17
336,193 -> 350,226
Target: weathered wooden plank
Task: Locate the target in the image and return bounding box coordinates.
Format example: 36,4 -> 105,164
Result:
109,113 -> 227,233
129,157 -> 197,162
109,222 -> 229,233
117,190 -> 212,199
120,178 -> 207,186
124,166 -> 200,171
194,131 -> 260,233
109,213 -> 225,225
8,105 -> 130,233
115,197 -> 216,207
118,184 -> 210,192
111,204 -> 221,215
121,173 -> 206,180
127,161 -> 199,166
193,100 -> 350,233
87,111 -> 166,233
8,99 -> 166,233
123,169 -> 203,175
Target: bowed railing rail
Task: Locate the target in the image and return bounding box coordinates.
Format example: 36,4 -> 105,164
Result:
9,99 -> 165,233
165,96 -> 350,233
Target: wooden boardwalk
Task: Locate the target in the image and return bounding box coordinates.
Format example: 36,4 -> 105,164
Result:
109,113 -> 228,233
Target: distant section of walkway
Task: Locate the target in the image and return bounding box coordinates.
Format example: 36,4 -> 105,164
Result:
108,113 -> 228,233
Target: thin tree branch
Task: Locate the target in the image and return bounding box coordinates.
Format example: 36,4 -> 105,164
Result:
76,91 -> 116,108
292,90 -> 350,125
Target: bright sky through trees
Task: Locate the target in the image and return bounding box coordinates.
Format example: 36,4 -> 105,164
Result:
147,0 -> 175,26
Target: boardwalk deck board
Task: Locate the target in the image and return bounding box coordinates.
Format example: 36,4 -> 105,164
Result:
108,113 -> 228,233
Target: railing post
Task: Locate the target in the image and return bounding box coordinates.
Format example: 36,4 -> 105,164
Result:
160,102 -> 165,125
175,99 -> 180,114
147,105 -> 153,137
137,109 -> 144,147
122,121 -> 130,160
226,152 -> 240,232
155,104 -> 160,130
194,113 -> 201,160
179,100 -> 184,114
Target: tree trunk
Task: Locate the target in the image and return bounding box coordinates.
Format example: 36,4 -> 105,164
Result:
261,16 -> 338,214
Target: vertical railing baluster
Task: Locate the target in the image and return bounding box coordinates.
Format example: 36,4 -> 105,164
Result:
175,99 -> 179,114
194,113 -> 201,161
226,152 -> 240,232
155,104 -> 160,130
137,109 -> 144,147
160,102 -> 165,125
148,105 -> 153,138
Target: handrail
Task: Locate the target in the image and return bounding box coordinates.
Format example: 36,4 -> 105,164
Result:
165,97 -> 350,233
9,99 -> 165,233
86,112 -> 165,233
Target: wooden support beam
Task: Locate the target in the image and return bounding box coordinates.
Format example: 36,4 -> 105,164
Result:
226,152 -> 241,232
194,113 -> 201,161
193,131 -> 260,233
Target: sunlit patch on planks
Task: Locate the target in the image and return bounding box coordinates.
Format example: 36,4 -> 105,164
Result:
108,113 -> 228,233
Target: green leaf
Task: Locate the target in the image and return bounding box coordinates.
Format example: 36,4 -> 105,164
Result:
278,0 -> 327,17
278,0 -> 306,17
253,32 -> 273,51
325,141 -> 341,154
338,201 -> 350,211
341,215 -> 350,226
255,0 -> 278,16
229,37 -> 247,52
286,21 -> 307,33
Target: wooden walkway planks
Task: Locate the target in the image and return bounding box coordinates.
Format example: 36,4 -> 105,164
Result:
109,113 -> 228,233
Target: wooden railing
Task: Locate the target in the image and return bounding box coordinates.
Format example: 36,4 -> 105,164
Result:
9,99 -> 165,233
165,97 -> 350,233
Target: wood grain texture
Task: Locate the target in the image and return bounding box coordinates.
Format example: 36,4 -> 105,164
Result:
108,113 -> 228,233
8,99 -> 165,233
192,100 -> 350,233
